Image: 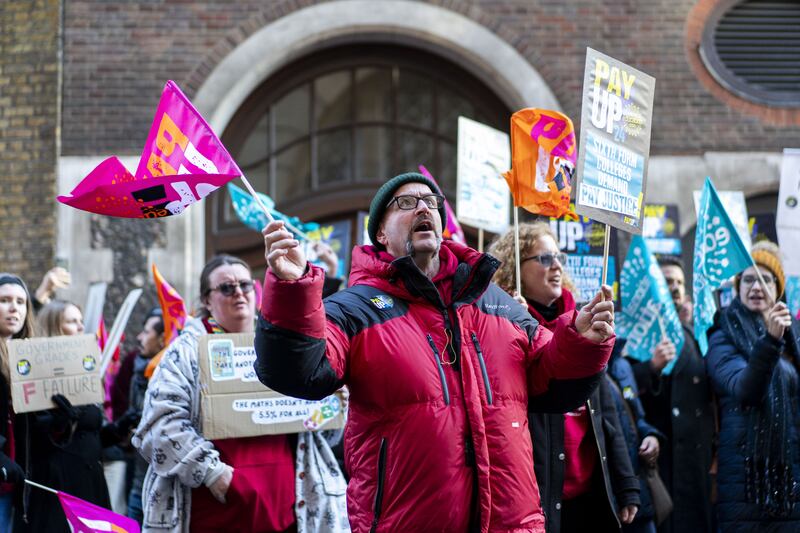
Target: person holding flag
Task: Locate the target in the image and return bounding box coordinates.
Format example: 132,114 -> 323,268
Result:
256,172 -> 616,532
706,240 -> 800,531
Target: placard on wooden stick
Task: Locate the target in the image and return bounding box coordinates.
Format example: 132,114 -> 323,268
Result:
7,334 -> 103,413
198,333 -> 345,439
574,48 -> 656,234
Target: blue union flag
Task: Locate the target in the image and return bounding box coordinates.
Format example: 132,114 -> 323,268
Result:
693,177 -> 753,354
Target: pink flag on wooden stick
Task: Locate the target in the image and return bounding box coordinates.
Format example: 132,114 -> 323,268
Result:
58,80 -> 241,218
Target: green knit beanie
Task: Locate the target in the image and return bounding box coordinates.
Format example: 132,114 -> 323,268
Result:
367,172 -> 446,249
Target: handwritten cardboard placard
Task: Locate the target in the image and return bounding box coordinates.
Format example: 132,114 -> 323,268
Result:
7,334 -> 103,413
198,333 -> 344,439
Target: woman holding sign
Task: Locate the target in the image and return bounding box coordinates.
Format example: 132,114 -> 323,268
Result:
133,254 -> 347,533
14,300 -> 135,533
492,223 -> 645,533
0,273 -> 35,531
706,241 -> 800,531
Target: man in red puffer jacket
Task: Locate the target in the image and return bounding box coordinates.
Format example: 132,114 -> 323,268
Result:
255,172 -> 616,532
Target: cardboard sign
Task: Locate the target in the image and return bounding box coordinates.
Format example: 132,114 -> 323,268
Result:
7,334 -> 103,413
456,116 -> 511,234
547,212 -> 619,304
575,48 -> 656,234
198,333 -> 344,439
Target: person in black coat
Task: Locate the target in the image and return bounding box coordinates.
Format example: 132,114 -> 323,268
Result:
631,256 -> 715,533
608,343 -> 666,533
13,300 -> 136,533
706,242 -> 800,532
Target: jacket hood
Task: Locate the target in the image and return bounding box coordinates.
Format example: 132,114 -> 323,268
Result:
348,240 -> 497,306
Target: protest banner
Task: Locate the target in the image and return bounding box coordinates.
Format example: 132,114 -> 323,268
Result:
693,178 -> 754,354
642,204 -> 681,256
99,289 -> 142,377
787,276 -> 800,319
304,219 -> 352,279
618,236 -> 684,374
502,109 -> 576,219
82,282 -> 107,336
547,212 -> 619,303
457,116 -> 511,237
575,48 -> 656,235
7,334 -> 103,414
198,333 -> 344,439
693,189 -> 752,252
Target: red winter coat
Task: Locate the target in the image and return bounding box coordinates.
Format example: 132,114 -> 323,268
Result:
255,241 -> 613,532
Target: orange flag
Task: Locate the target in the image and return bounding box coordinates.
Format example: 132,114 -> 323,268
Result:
147,264 -> 188,378
503,108 -> 577,218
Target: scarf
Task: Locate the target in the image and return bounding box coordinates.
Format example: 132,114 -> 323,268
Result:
718,298 -> 800,517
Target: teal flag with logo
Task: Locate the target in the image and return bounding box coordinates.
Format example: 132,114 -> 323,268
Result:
618,235 -> 685,374
227,183 -> 318,238
693,177 -> 754,354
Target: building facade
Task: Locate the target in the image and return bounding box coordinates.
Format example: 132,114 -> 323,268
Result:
2,0 -> 798,325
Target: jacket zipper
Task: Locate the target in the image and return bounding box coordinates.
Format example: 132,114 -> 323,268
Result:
370,437 -> 388,533
426,334 -> 451,405
586,398 -> 621,529
471,332 -> 493,405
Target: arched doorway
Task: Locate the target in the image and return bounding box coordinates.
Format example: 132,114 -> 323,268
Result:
207,43 -> 511,274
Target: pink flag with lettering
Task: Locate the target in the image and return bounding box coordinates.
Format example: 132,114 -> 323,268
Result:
58,490 -> 141,532
418,164 -> 465,244
58,81 -> 241,218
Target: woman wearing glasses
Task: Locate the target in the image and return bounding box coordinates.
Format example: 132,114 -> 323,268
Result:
492,223 -> 642,533
706,241 -> 800,532
134,255 -> 347,533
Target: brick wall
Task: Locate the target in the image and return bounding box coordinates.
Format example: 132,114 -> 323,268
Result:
0,0 -> 59,289
61,0 -> 800,157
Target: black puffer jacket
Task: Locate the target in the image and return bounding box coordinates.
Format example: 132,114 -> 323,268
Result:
631,326 -> 714,533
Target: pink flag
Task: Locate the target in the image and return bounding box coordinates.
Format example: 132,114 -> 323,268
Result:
58,490 -> 141,532
418,165 -> 465,244
58,81 -> 241,218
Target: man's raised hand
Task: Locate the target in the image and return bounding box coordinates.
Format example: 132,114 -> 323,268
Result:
263,220 -> 307,281
575,285 -> 615,344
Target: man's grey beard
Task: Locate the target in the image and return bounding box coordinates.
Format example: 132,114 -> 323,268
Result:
405,231 -> 442,257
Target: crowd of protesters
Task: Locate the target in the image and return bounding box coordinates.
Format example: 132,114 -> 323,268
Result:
0,171 -> 798,532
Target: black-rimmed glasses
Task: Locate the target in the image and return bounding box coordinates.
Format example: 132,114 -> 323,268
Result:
386,194 -> 444,210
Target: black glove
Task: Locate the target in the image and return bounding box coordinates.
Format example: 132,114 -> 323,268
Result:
0,453 -> 24,484
51,394 -> 79,421
101,410 -> 141,447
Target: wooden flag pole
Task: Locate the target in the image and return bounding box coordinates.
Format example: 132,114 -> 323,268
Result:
478,228 -> 485,253
238,175 -> 312,241
657,313 -> 667,342
514,207 -> 522,297
750,266 -> 776,308
601,223 -> 611,300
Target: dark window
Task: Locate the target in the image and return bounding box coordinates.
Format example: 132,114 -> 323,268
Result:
700,0 -> 800,107
208,44 -> 509,264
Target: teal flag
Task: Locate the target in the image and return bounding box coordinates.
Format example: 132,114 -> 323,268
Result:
787,276 -> 800,320
692,177 -> 753,354
227,183 -> 318,238
618,235 -> 685,374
